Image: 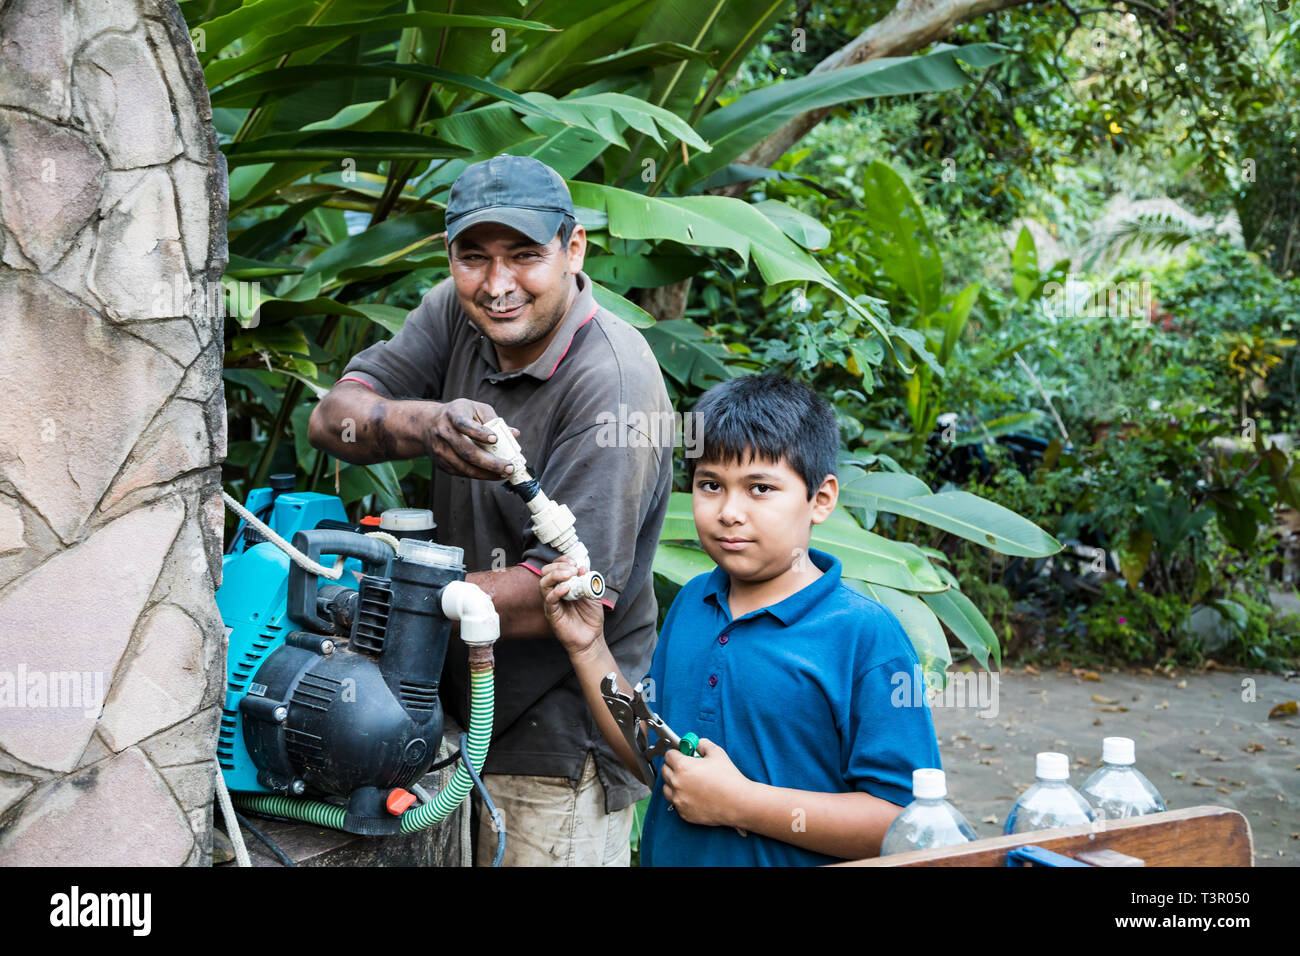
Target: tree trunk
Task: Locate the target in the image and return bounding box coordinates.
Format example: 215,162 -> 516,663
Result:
642,0 -> 1041,318
717,0 -> 1040,197
637,280 -> 693,322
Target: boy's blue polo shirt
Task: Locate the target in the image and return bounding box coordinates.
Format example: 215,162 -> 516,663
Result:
639,548 -> 942,867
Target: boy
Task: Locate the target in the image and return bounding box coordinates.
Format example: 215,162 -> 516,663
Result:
539,373 -> 942,865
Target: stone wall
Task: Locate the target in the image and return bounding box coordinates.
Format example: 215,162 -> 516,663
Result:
0,0 -> 229,865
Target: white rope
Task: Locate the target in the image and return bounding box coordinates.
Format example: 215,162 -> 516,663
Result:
363,530 -> 402,553
213,758 -> 251,868
222,490 -> 344,580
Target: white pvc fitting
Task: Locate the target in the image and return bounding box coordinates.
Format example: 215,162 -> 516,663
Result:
479,417 -> 530,483
440,580 -> 501,646
476,418 -> 601,603
565,570 -> 605,603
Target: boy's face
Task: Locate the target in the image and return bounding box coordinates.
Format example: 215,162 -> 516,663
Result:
692,451 -> 838,585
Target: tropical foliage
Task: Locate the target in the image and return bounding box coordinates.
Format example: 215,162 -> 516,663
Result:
192,0 -> 1065,681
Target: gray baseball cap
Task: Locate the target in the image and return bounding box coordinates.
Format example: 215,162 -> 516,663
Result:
444,155 -> 575,246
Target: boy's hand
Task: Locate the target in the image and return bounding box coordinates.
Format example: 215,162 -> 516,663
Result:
538,556 -> 605,658
661,738 -> 751,829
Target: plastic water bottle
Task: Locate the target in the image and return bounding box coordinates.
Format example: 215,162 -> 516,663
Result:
1080,737 -> 1167,819
881,769 -> 978,855
1003,752 -> 1096,834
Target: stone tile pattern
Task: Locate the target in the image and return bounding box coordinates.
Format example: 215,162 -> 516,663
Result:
0,0 -> 228,866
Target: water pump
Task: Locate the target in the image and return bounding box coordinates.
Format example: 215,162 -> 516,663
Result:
214,417 -> 605,856
216,486 -> 498,838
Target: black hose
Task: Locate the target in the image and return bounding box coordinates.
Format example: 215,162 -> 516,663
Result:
233,810 -> 297,867
427,747 -> 462,772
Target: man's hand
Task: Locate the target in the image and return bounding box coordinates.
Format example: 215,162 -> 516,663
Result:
308,383 -> 522,478
419,398 -> 521,480
538,555 -> 605,658
661,738 -> 752,828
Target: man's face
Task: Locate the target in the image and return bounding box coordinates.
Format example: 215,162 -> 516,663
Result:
447,220 -> 586,353
691,450 -> 837,585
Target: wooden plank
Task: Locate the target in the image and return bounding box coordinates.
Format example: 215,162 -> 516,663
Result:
839,806 -> 1253,867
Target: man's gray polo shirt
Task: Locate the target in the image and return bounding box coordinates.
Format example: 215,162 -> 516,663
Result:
338,271 -> 672,812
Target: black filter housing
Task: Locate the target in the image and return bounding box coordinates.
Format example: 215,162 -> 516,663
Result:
240,530 -> 464,834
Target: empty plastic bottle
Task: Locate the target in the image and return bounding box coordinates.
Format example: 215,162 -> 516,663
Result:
1080,737 -> 1167,819
881,768 -> 978,855
1003,752 -> 1096,834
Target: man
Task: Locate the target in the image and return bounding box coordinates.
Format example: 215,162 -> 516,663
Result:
307,155 -> 673,866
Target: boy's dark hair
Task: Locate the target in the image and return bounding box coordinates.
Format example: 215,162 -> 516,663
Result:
686,373 -> 839,500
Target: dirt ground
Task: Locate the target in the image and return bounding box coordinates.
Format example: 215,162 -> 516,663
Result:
929,665 -> 1299,867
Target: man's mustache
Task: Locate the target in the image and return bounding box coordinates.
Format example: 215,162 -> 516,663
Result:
480,293 -> 532,311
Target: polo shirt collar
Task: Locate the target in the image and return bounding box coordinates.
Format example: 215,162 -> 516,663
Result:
479,271 -> 599,384
703,548 -> 842,627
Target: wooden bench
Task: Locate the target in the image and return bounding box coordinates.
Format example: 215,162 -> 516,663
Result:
839,806 -> 1253,867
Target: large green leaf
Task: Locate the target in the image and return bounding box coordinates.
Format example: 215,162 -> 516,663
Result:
1011,225 -> 1039,305
860,160 -> 942,317
848,580 -> 953,681
205,12 -> 558,86
570,182 -> 893,343
230,194 -> 331,259
653,542 -> 716,586
301,211 -> 445,289
839,470 -> 1061,557
938,281 -> 980,365
641,319 -> 736,387
585,253 -> 706,289
433,103 -> 546,156
922,588 -> 1001,670
521,91 -> 711,152
753,199 -> 831,250
548,42 -> 713,93
590,281 -> 655,329
682,43 -> 1009,186
222,129 -> 471,166
192,0 -> 337,66
211,63 -> 564,124
656,492 -> 946,593
635,0 -> 791,120
501,0 -> 649,93
810,521 -> 947,593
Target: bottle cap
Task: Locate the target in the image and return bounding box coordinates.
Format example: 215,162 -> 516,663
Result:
380,508 -> 435,532
1036,752 -> 1069,781
912,768 -> 947,799
1102,736 -> 1135,765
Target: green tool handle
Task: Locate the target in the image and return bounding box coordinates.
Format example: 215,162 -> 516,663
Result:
679,732 -> 699,756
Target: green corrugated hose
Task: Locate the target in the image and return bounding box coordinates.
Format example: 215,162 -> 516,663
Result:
232,655 -> 494,834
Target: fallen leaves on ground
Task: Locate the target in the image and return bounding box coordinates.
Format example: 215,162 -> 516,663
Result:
1244,741 -> 1266,754
1269,701 -> 1298,719
1091,695 -> 1120,704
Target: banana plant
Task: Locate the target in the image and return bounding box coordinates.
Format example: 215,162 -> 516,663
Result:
654,462 -> 1061,679
186,0 -> 1010,511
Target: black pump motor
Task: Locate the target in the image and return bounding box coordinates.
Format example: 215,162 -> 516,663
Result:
239,529 -> 465,834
